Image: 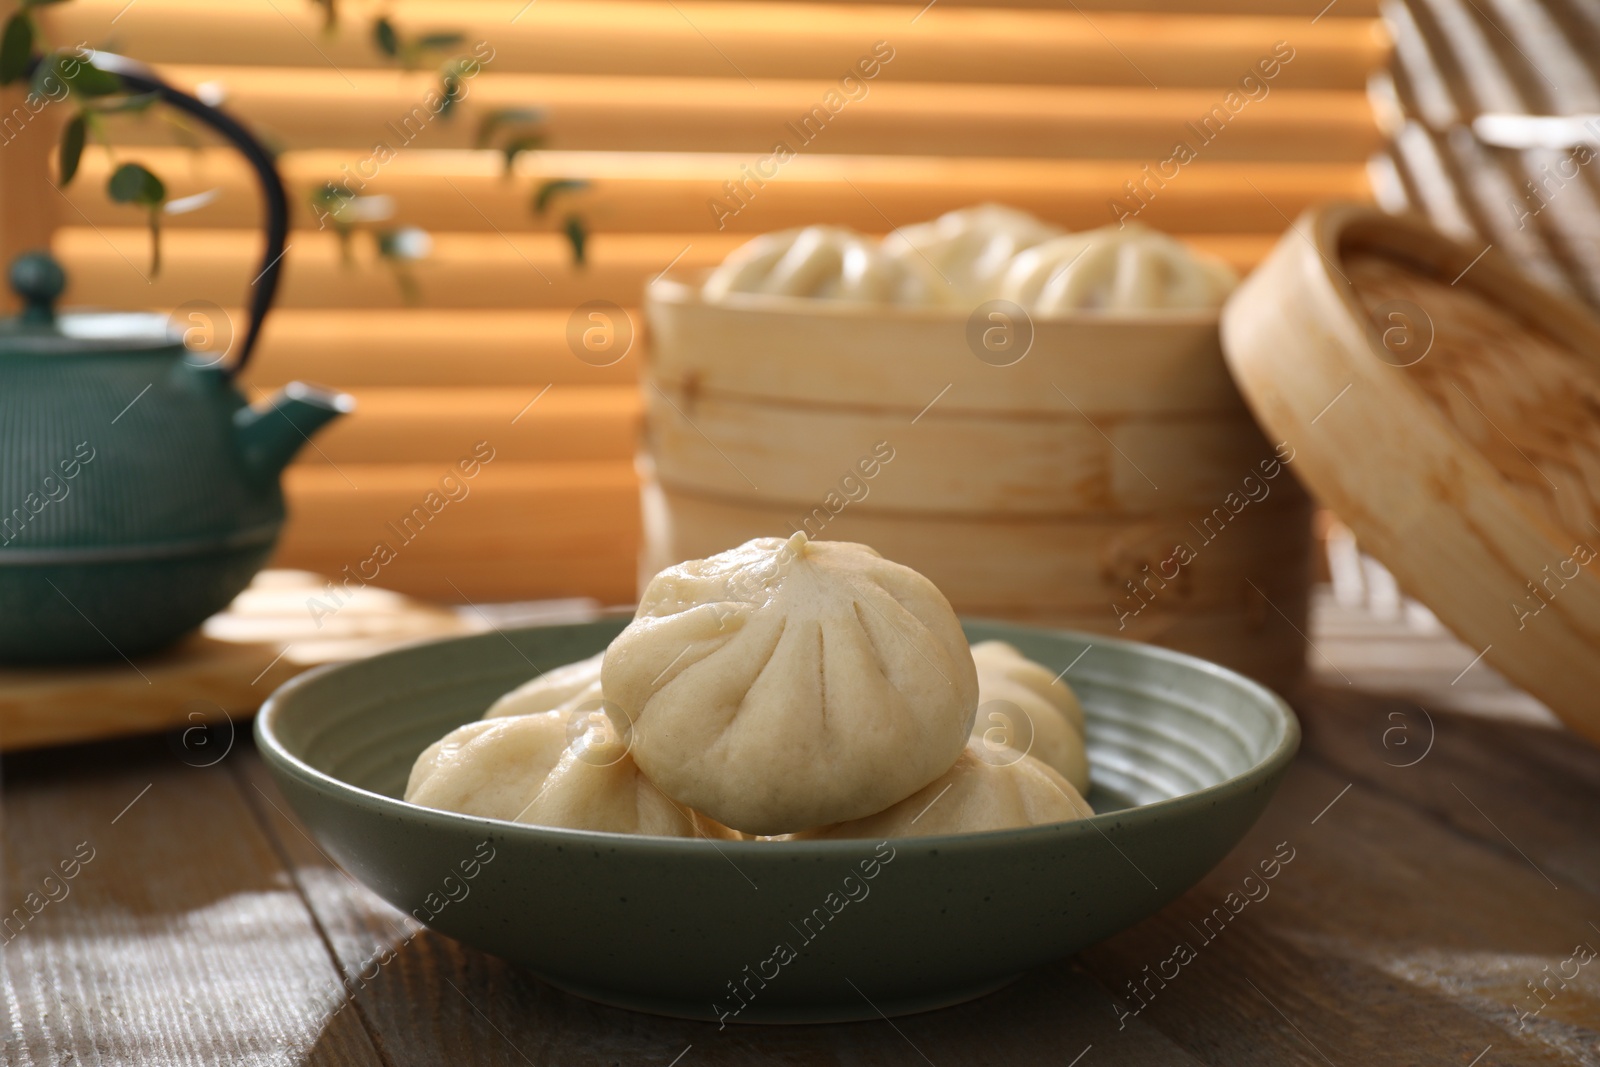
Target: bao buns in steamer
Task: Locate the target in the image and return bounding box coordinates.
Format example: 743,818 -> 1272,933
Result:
702,225 -> 943,306
884,203 -> 1063,302
1002,223 -> 1236,312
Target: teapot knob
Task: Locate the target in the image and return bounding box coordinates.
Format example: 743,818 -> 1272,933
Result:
10,251 -> 65,326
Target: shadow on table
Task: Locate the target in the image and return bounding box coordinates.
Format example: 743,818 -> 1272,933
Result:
296,947 -> 1202,1067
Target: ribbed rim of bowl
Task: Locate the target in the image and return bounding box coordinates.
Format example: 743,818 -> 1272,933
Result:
645,273 -> 1225,327
255,622 -> 1299,856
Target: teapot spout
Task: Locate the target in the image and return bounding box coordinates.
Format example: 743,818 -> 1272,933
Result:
234,382 -> 355,481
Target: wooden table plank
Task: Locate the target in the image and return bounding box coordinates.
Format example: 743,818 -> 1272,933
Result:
0,736 -> 385,1066
1298,685 -> 1600,898
1081,745 -> 1600,1065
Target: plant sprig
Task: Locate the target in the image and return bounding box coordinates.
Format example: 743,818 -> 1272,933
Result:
477,108 -> 592,268
371,16 -> 469,118
0,3 -> 173,273
106,161 -> 165,274
534,178 -> 589,266
1,0 -> 595,285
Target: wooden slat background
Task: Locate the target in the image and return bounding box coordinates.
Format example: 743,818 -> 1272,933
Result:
29,0 -> 1388,602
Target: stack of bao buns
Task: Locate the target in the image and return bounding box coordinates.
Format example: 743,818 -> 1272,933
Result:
405,535 -> 1092,840
702,204 -> 1238,311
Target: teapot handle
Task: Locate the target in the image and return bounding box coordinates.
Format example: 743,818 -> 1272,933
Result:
82,51 -> 289,381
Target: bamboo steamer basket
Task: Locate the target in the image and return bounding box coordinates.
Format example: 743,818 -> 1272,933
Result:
644,386 -> 1291,514
638,469 -> 1311,614
1222,202 -> 1600,743
643,275 -> 1314,691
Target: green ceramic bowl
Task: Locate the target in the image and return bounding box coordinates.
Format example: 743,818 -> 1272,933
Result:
256,619 -> 1298,1024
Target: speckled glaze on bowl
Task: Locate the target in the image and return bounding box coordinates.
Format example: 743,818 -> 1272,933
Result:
255,619 -> 1298,1024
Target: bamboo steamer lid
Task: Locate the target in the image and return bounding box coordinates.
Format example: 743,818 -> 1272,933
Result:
1221,201 -> 1600,744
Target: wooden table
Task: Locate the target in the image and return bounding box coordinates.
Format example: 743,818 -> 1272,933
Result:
4,588 -> 1598,1066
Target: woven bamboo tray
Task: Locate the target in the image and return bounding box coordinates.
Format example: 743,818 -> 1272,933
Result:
1222,201 -> 1600,743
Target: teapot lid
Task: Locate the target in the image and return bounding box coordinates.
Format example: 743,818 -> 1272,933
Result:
0,251 -> 183,357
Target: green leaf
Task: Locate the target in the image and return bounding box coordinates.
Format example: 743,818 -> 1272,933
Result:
0,14 -> 34,86
107,161 -> 166,207
378,229 -> 429,305
375,226 -> 432,261
105,160 -> 168,276
416,32 -> 464,50
146,210 -> 162,276
534,178 -> 589,216
80,107 -> 107,145
310,0 -> 337,31
474,107 -> 544,149
309,180 -> 354,230
388,262 -> 420,306
435,70 -> 462,118
309,180 -> 344,209
500,134 -> 544,175
58,111 -> 85,185
372,16 -> 399,58
562,213 -> 587,268
26,53 -> 52,96
63,60 -> 122,98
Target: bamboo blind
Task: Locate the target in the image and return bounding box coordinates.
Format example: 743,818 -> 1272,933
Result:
1372,0 -> 1600,309
11,0 -> 1387,603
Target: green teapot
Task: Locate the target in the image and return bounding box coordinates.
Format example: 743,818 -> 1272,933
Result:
0,54 -> 350,663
